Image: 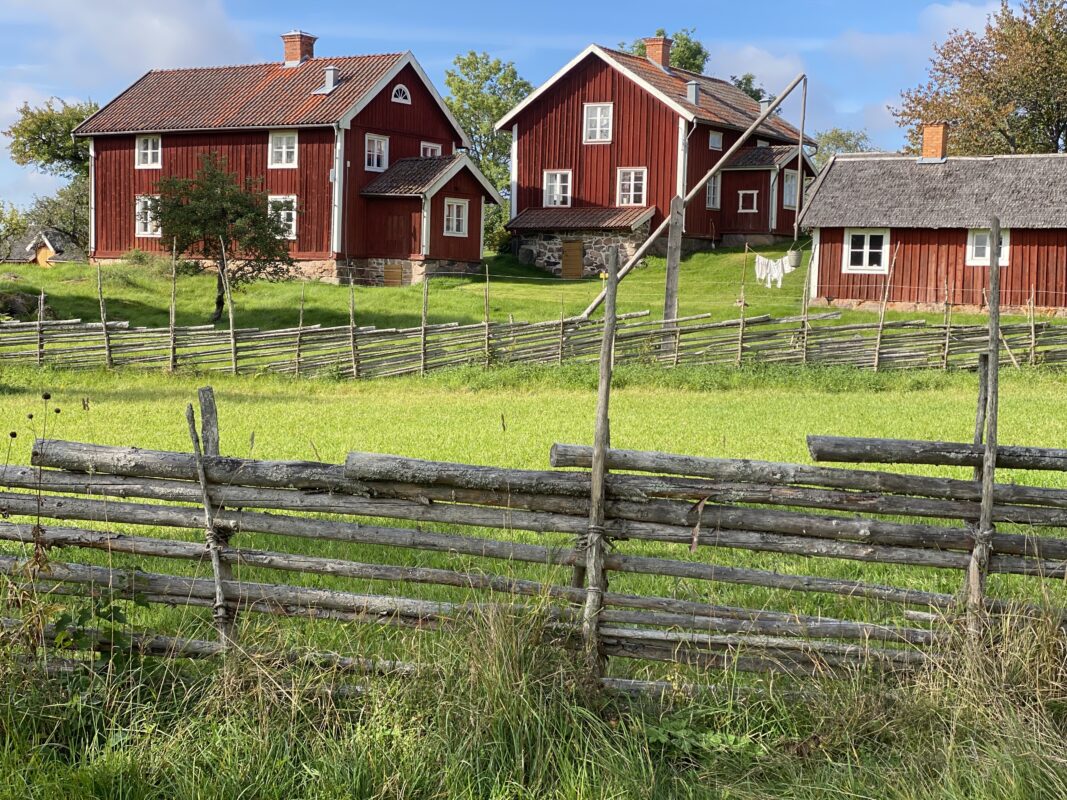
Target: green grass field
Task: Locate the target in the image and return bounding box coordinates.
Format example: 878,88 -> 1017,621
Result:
0,247 -> 1019,332
2,363 -> 1067,797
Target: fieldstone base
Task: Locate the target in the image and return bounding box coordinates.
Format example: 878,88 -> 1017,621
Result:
338,258 -> 482,286
810,296 -> 1067,317
515,224 -> 650,276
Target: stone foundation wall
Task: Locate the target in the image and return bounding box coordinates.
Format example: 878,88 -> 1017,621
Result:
337,258 -> 482,286
515,224 -> 650,276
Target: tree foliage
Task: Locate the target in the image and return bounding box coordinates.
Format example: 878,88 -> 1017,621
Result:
812,128 -> 876,169
22,175 -> 91,250
3,98 -> 98,179
149,154 -> 294,322
894,0 -> 1067,154
444,51 -> 532,192
621,28 -> 711,73
730,73 -> 772,104
0,202 -> 28,261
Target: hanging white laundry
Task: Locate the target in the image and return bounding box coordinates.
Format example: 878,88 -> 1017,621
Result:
754,255 -> 789,289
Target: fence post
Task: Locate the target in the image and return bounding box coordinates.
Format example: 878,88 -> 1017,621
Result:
966,215 -> 1001,631
736,245 -> 748,368
36,290 -> 45,367
420,277 -> 429,376
581,246 -> 618,680
1028,286 -> 1036,366
662,195 -> 684,360
348,283 -> 361,379
941,278 -> 952,370
872,243 -> 901,371
557,300 -> 565,365
96,264 -> 113,369
218,237 -> 237,375
168,238 -> 178,373
185,389 -> 236,650
295,282 -> 305,377
800,266 -> 810,365
483,264 -> 492,368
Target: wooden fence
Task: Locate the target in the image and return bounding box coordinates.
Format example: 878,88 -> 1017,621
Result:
1,245 -> 1064,694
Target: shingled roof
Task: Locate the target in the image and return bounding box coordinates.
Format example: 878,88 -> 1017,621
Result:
497,44 -> 811,145
74,51 -> 468,144
0,228 -> 86,263
799,153 -> 1067,230
506,206 -> 655,232
362,153 -> 502,202
722,144 -> 813,170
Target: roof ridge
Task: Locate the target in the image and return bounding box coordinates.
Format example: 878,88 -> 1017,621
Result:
145,52 -> 406,75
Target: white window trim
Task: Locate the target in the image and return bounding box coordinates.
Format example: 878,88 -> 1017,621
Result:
708,130 -> 723,151
268,194 -> 298,240
705,174 -> 721,210
543,169 -> 572,208
616,167 -> 648,207
365,133 -> 389,172
420,141 -> 442,157
135,195 -> 161,238
391,84 -> 411,104
842,228 -> 891,275
268,130 -> 299,169
738,190 -> 758,214
782,169 -> 799,210
582,102 -> 613,144
135,135 -> 161,170
443,197 -> 469,238
966,228 -> 1010,267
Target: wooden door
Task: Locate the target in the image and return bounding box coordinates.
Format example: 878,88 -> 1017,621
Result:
383,262 -> 404,287
561,241 -> 584,279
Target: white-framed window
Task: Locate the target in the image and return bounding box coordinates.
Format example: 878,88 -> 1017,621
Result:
391,84 -> 411,104
708,130 -> 723,150
705,174 -> 721,209
543,170 -> 572,207
135,135 -> 161,169
616,167 -> 647,206
583,103 -> 613,143
738,190 -> 758,213
420,141 -> 442,158
268,130 -> 298,168
782,169 -> 799,210
966,228 -> 1010,267
444,198 -> 469,237
135,195 -> 160,238
842,228 -> 891,274
365,134 -> 389,171
268,195 -> 297,240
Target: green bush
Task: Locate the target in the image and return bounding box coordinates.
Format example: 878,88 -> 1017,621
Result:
119,249 -> 202,279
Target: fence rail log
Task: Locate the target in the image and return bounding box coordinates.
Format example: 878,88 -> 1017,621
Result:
807,436 -> 1067,471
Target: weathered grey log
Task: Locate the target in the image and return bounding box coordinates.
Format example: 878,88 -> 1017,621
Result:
807,436 -> 1067,471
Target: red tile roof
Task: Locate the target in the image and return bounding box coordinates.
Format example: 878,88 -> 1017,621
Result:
597,47 -> 810,144
75,53 -> 405,135
506,206 -> 655,232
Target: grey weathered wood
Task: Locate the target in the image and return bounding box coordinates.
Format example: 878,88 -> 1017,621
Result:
662,195 -> 684,348
218,236 -> 238,375
168,238 -> 178,371
806,436 -> 1067,471
295,281 -> 306,377
36,289 -> 45,366
873,243 -> 901,371
420,277 -> 429,376
96,264 -> 113,368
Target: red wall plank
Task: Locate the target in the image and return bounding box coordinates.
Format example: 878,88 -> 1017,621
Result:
429,171 -> 485,262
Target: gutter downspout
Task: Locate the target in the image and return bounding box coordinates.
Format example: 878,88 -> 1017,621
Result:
88,137 -> 96,259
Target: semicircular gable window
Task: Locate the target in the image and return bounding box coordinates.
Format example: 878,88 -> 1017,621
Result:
391,84 -> 411,104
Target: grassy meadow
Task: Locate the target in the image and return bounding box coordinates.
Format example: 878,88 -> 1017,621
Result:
1,363 -> 1067,797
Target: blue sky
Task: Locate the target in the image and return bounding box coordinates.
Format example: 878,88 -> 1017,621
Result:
0,0 -> 1000,207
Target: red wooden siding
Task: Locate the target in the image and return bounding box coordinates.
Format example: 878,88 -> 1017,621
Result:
718,171 -> 770,234
685,123 -> 740,237
362,198 -> 422,259
816,227 -> 1067,307
341,63 -> 461,260
428,171 -> 485,262
93,129 -> 335,259
771,153 -> 808,237
511,53 -> 680,229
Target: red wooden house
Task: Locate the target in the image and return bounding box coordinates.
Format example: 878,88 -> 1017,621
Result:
495,37 -> 816,277
73,31 -> 500,284
800,124 -> 1067,309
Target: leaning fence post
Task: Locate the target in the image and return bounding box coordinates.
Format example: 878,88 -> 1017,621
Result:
348,282 -> 361,379
185,391 -> 236,649
96,264 -> 113,369
420,277 -> 429,376
217,237 -> 238,375
483,264 -> 492,368
36,289 -> 45,366
168,238 -> 178,373
966,216 -> 1002,631
295,281 -> 305,377
581,246 -> 618,680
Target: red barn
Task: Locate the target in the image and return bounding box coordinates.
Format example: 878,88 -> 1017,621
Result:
73,31 -> 500,284
495,37 -> 816,277
800,124 -> 1067,310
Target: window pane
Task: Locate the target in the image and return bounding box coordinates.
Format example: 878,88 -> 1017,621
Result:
850,234 -> 865,251
868,250 -> 883,267
868,234 -> 884,252
849,250 -> 865,267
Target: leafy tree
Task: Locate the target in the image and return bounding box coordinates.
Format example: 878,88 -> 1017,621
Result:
0,202 -> 28,261
894,0 -> 1067,154
22,175 -> 91,250
149,154 -> 294,322
4,98 -> 99,179
621,28 -> 711,73
812,127 -> 876,169
730,73 -> 772,104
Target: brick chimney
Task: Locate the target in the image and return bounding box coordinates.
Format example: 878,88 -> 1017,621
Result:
921,122 -> 949,161
644,36 -> 672,69
282,30 -> 317,67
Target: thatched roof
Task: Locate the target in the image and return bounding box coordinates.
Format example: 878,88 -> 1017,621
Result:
799,153 -> 1067,230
